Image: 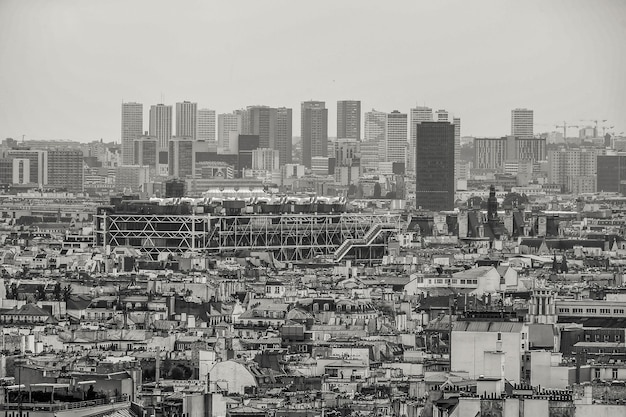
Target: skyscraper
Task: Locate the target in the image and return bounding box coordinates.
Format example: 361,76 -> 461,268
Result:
409,106 -> 433,148
337,100 -> 361,139
196,108 -> 216,143
435,109 -> 450,122
415,122 -> 455,211
511,108 -> 534,139
363,109 -> 387,171
453,117 -> 461,185
149,104 -> 173,150
364,109 -> 387,143
244,106 -> 277,149
276,107 -> 293,166
218,111 -> 243,152
301,101 -> 328,168
134,135 -> 158,170
409,106 -> 433,173
176,101 -> 198,140
121,102 -> 143,165
385,111 -> 408,164
168,137 -> 195,179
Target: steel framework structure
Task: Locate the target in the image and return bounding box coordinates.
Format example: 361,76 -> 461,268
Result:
95,212 -> 401,262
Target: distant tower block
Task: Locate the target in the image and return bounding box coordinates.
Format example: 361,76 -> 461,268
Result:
527,289 -> 557,324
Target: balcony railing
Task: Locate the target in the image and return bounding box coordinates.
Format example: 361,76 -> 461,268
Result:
0,396 -> 129,412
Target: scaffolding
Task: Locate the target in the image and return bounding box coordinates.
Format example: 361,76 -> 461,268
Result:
95,211 -> 402,263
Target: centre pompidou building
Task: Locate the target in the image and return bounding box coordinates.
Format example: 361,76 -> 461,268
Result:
95,196 -> 401,263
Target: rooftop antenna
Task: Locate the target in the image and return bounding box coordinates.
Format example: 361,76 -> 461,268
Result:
22,134 -> 25,143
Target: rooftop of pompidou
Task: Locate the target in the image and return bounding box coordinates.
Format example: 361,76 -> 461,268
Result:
94,196 -> 402,263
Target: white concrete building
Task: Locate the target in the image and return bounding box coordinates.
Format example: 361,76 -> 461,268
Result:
452,320 -> 529,382
196,108 -> 216,143
386,110 -> 408,164
217,112 -> 243,152
149,104 -> 172,150
511,108 -> 534,139
121,102 -> 143,165
176,101 -> 197,140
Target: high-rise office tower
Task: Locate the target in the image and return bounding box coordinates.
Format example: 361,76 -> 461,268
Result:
409,106 -> 433,148
385,111 -> 408,164
196,108 -> 216,143
168,137 -> 195,179
364,109 -> 387,143
511,108 -> 534,139
435,109 -> 450,122
276,107 -> 293,166
218,111 -> 243,152
149,104 -> 173,150
176,101 -> 197,140
134,135 -> 159,170
47,149 -> 84,194
453,117 -> 461,184
244,106 -> 277,149
301,101 -> 328,168
415,122 -> 455,211
337,100 -> 361,139
409,106 -> 433,173
121,102 -> 143,165
363,109 -> 387,170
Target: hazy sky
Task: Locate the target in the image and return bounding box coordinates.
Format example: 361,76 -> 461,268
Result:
1,0 -> 625,142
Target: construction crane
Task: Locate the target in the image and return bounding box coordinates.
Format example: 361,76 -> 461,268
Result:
555,122 -> 579,141
579,119 -> 608,138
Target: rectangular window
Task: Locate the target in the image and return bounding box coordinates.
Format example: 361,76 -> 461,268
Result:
613,369 -> 619,379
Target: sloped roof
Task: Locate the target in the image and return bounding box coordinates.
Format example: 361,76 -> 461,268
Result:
453,321 -> 524,333
4,303 -> 51,316
452,266 -> 496,279
66,295 -> 92,310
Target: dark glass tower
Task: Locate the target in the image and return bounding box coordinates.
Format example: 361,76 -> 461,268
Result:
415,121 -> 455,211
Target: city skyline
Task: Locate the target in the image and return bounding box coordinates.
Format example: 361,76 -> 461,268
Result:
1,0 -> 625,143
